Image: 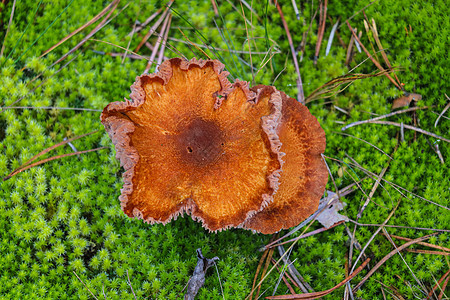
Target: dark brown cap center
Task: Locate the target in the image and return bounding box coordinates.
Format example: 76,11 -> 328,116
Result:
176,118 -> 224,166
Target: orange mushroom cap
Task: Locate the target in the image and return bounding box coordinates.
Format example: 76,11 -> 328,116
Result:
101,58 -> 284,231
242,86 -> 328,234
101,58 -> 328,233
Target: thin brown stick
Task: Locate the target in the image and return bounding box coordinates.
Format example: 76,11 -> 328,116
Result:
277,246 -> 311,293
73,271 -> 99,300
269,221 -> 345,250
438,272 -> 449,300
346,21 -> 402,90
297,9 -> 318,62
369,18 -> 401,87
49,0 -> 121,68
3,147 -> 107,181
4,130 -> 99,180
270,258 -> 297,294
426,269 -> 450,300
383,228 -> 427,292
122,0 -> 142,64
144,12 -> 171,73
0,0 -> 16,57
404,249 -> 450,256
383,233 -> 450,253
352,233 -> 438,292
348,220 -> 450,233
249,250 -> 268,300
266,258 -> 371,299
345,30 -> 355,66
130,9 -> 161,36
155,14 -> 172,70
135,1 -> 173,52
210,0 -> 219,16
342,106 -> 432,131
2,106 -> 101,112
178,28 -> 211,59
40,0 -> 117,58
257,246 -> 275,298
314,0 -> 327,64
350,198 -> 402,275
274,0 -> 304,103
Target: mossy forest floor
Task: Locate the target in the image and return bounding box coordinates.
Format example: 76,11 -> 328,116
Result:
0,0 -> 449,299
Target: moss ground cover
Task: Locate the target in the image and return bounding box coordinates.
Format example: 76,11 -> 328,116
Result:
0,0 -> 448,299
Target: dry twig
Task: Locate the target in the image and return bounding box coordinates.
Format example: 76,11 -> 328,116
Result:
352,233 -> 438,292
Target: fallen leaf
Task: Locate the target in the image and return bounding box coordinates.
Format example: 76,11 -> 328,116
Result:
392,92 -> 422,109
316,192 -> 349,228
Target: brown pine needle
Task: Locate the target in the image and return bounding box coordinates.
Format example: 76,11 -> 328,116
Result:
382,232 -> 450,253
0,0 -> 16,57
266,258 -> 371,299
4,147 -> 107,181
90,39 -> 148,60
177,28 -> 211,59
144,13 -> 171,73
369,17 -> 401,86
305,69 -> 393,103
346,21 -> 402,90
73,271 -> 99,300
352,233 -> 438,292
270,258 -> 297,294
249,248 -> 269,300
135,1 -> 173,52
314,0 -> 328,64
404,249 -> 450,256
40,0 -> 118,58
4,130 -> 99,180
130,9 -> 162,36
156,14 -> 172,70
426,269 -> 450,300
2,106 -> 101,112
49,0 -> 122,69
210,0 -> 219,16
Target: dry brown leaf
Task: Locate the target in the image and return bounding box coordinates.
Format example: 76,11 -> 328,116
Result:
392,92 -> 423,109
316,193 -> 349,228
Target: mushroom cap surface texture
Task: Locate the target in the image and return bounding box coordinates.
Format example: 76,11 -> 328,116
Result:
101,58 -> 327,233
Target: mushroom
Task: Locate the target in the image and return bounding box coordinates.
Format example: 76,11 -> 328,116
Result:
101,58 -> 327,233
242,87 -> 328,234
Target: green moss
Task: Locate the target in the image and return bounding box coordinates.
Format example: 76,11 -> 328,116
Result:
0,0 -> 449,298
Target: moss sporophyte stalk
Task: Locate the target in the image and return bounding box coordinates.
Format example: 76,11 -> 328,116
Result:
0,0 -> 448,299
